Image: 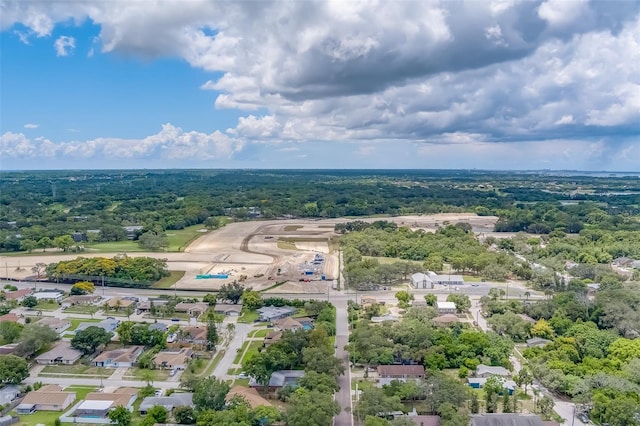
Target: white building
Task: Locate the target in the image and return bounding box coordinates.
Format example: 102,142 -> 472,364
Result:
411,272 -> 464,289
436,301 -> 457,314
33,291 -> 64,302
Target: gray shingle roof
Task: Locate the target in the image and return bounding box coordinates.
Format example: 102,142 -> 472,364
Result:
139,393 -> 193,412
472,414 -> 545,426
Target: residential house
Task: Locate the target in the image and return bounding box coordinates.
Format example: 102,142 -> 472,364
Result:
613,257 -> 636,268
35,342 -> 83,365
432,314 -> 459,326
123,225 -> 144,240
213,303 -> 243,316
93,345 -> 144,368
178,326 -> 207,345
153,348 -> 194,370
226,386 -> 272,409
3,288 -> 33,302
33,291 -> 64,302
0,385 -> 20,405
263,331 -> 282,347
70,387 -> 138,420
468,377 -> 517,395
256,306 -> 297,322
0,313 -> 22,324
296,317 -> 314,329
471,414 -> 556,426
436,301 -> 457,315
75,318 -> 119,334
136,299 -> 168,314
175,302 -> 208,317
61,294 -> 102,308
106,297 -> 137,310
377,365 -> 425,387
149,322 -> 168,333
516,314 -> 536,324
17,385 -> 75,413
361,296 -> 377,305
587,283 -> 601,297
274,317 -> 303,332
249,370 -> 305,391
475,364 -> 511,378
0,343 -> 20,355
371,314 -> 399,323
0,414 -> 17,426
526,338 -> 552,348
139,393 -> 193,414
37,317 -> 71,334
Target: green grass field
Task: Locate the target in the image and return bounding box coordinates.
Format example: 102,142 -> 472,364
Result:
63,305 -> 100,315
165,224 -> 209,251
241,341 -> 263,364
233,342 -> 249,364
33,301 -> 60,311
238,309 -> 259,323
84,240 -> 146,253
152,270 -> 186,289
13,410 -> 61,426
362,255 -> 422,266
84,224 -> 209,253
67,317 -> 100,331
40,365 -> 111,378
276,240 -> 297,250
249,328 -> 269,338
462,275 -> 483,282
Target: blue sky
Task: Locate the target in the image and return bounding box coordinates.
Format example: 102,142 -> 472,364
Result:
1,1 -> 639,171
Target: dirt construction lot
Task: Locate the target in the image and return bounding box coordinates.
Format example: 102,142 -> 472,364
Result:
1,214 -> 497,292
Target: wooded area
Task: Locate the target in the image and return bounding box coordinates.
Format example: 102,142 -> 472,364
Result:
1,170 -> 639,252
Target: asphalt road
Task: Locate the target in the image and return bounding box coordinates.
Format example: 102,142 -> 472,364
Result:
211,320 -> 252,379
471,305 -> 583,426
333,294 -> 353,426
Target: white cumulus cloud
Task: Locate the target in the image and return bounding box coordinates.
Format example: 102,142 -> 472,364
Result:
54,35 -> 75,56
1,0 -> 639,169
23,123 -> 39,129
0,124 -> 244,161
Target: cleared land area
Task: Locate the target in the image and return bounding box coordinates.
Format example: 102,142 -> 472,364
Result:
2,214 -> 498,292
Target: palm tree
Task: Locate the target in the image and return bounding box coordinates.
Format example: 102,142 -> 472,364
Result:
524,291 -> 531,300
137,369 -> 156,386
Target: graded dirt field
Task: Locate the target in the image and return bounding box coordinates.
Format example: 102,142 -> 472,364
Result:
1,214 -> 498,292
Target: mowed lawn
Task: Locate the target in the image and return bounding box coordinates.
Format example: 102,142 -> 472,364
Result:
152,270 -> 185,289
84,224 -> 208,253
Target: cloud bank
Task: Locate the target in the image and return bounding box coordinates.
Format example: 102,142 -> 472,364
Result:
1,0 -> 639,169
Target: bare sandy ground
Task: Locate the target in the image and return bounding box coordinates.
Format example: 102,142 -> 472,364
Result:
2,214 -> 498,292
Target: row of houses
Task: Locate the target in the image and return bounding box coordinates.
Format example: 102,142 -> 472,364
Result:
17,385 -> 139,423
373,363 -> 517,394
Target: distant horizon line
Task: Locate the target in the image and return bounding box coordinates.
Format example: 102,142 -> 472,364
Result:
1,167 -> 639,174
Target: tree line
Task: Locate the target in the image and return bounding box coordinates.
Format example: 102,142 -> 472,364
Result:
2,170 -> 639,252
